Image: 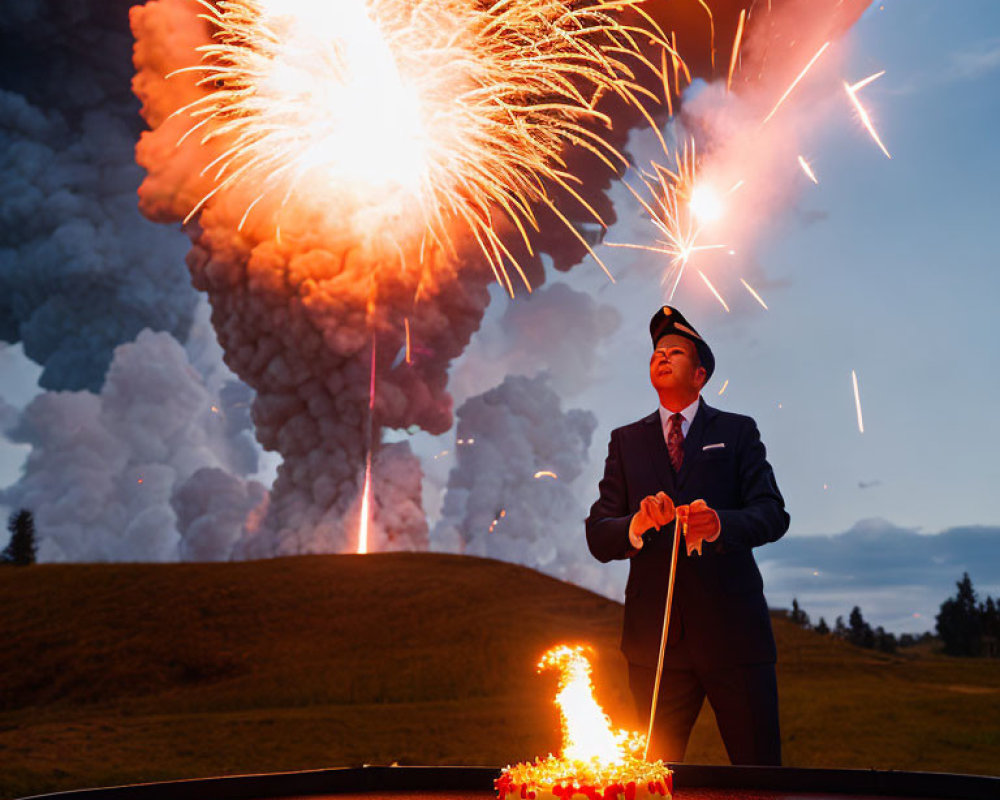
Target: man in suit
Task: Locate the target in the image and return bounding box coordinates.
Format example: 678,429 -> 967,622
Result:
586,305 -> 789,765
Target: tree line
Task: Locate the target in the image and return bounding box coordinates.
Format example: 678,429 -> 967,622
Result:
788,572 -> 1000,657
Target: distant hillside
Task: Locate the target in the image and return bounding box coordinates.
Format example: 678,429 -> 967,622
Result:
2,553 -> 999,800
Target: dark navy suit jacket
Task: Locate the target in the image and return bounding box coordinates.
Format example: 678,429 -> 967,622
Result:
586,398 -> 789,669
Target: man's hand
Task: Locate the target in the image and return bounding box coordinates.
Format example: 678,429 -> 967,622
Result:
675,499 -> 721,556
628,491 -> 675,550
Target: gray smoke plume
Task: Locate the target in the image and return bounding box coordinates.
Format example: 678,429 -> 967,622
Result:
449,282 -> 623,404
0,1 -> 198,392
432,374 -> 617,592
1,328 -> 265,561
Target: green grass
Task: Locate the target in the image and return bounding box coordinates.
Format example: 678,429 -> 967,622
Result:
1,553 -> 998,799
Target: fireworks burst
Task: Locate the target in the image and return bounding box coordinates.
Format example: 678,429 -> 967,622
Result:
170,0 -> 672,294
610,139 -> 728,300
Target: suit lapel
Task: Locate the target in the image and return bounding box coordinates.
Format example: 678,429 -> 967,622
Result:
642,410 -> 676,495
676,397 -> 718,489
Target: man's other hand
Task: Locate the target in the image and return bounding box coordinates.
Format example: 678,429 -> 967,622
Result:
676,499 -> 721,556
628,491 -> 676,550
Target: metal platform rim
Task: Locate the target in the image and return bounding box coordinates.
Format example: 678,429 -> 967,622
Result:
18,763 -> 1000,800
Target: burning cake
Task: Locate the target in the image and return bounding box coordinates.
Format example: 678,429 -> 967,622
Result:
496,646 -> 673,800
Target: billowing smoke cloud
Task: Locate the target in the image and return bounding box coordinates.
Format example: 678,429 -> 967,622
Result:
432,374 -> 621,594
448,282 -> 623,404
1,329 -> 265,561
0,1 -> 198,392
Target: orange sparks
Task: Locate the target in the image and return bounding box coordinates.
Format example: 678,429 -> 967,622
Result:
534,470 -> 558,480
797,155 -> 819,184
727,9 -> 745,93
740,277 -> 769,310
852,369 -> 864,433
169,0 -> 672,296
698,270 -> 730,312
404,317 -> 411,364
763,41 -> 830,124
488,508 -> 507,534
695,0 -> 716,70
844,75 -> 891,159
717,378 -> 729,396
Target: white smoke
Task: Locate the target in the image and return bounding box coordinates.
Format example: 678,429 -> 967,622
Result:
1,329 -> 266,561
432,374 -> 623,595
449,281 -> 623,404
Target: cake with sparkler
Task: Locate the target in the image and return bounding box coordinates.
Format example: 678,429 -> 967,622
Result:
496,646 -> 672,800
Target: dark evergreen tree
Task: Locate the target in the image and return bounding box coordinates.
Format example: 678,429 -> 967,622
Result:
833,615 -> 847,639
873,626 -> 897,654
848,606 -> 875,649
790,598 -> 811,628
815,617 -> 830,635
2,509 -> 37,566
936,573 -> 982,656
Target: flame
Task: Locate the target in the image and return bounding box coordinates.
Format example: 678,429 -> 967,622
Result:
498,645 -> 668,794
538,645 -> 644,766
169,0 -> 670,294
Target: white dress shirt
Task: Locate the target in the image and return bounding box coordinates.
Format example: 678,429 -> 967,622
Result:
658,396 -> 700,446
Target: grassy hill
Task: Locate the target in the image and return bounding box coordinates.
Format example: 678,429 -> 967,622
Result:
1,553 -> 998,799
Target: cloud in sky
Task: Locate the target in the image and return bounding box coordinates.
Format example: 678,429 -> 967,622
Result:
758,518 -> 1000,634
889,35 -> 1000,95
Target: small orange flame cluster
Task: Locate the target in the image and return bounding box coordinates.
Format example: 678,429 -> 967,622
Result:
497,646 -> 671,800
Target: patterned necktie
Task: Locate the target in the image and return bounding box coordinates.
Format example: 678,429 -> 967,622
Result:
668,412 -> 685,472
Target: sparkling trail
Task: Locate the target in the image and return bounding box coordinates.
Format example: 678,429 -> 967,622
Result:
797,155 -> 819,184
763,41 -> 830,124
852,369 -> 864,433
727,8 -> 745,93
740,277 -> 769,310
698,269 -> 730,312
844,76 -> 891,159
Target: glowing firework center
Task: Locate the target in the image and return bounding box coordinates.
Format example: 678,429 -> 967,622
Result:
497,646 -> 672,800
167,0 -> 658,288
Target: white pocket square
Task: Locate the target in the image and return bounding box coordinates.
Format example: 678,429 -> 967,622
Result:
702,442 -> 726,451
